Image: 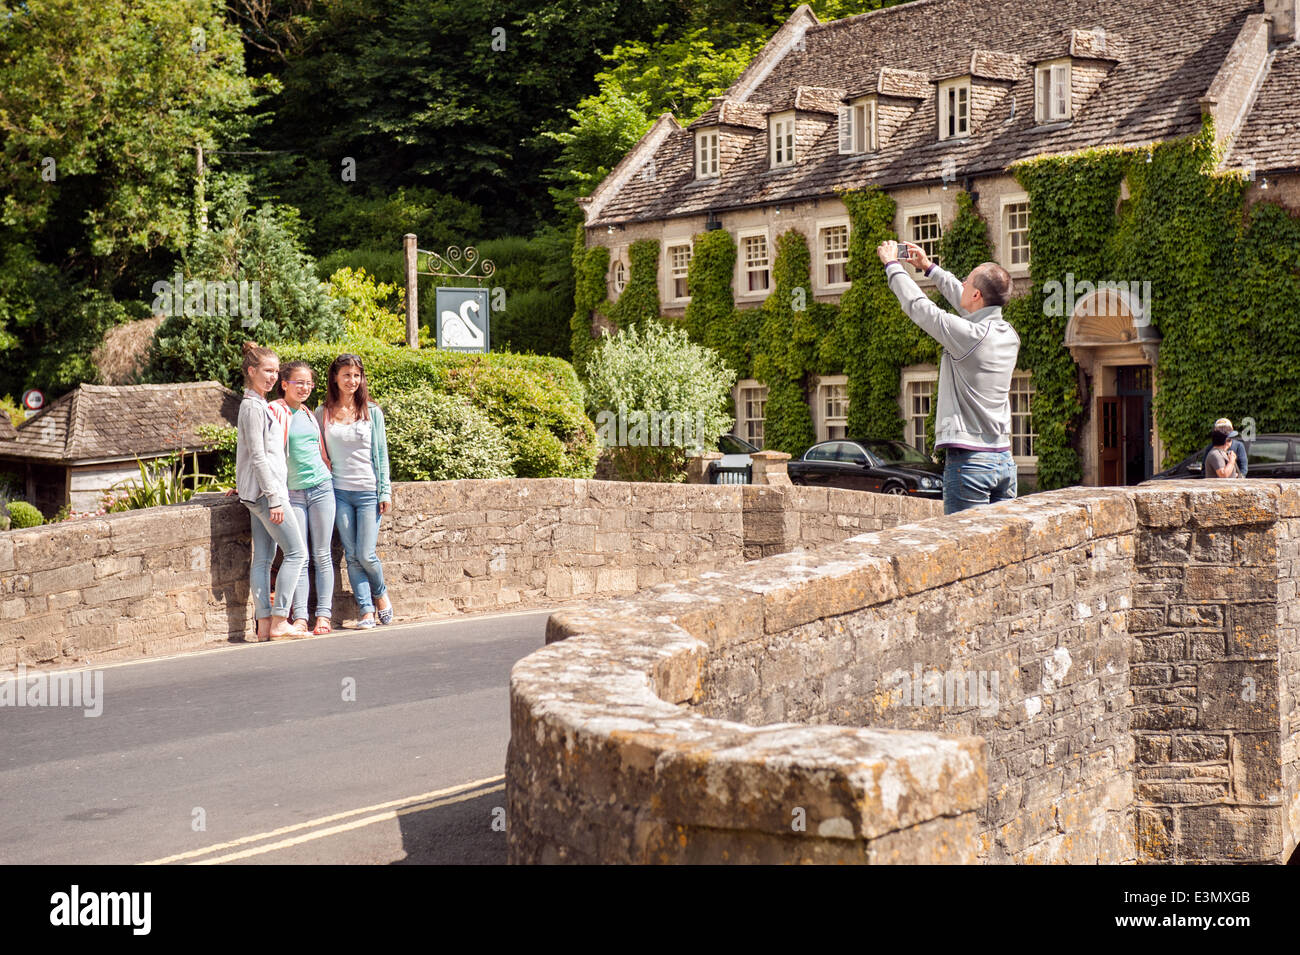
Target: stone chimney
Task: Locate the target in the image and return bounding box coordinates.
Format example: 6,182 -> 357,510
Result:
1264,0 -> 1300,44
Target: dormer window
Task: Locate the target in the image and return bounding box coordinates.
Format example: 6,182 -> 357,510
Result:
838,98 -> 877,154
938,79 -> 970,139
1035,59 -> 1071,123
695,129 -> 719,178
770,112 -> 796,168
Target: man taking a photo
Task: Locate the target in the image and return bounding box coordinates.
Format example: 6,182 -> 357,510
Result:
876,239 -> 1020,515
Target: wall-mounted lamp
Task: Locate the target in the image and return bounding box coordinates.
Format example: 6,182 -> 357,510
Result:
706,211 -> 723,231
1260,177 -> 1270,191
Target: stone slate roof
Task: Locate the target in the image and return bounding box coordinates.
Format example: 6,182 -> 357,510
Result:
589,0 -> 1279,226
0,382 -> 241,464
771,86 -> 849,114
689,99 -> 770,130
970,50 -> 1027,82
1227,44 -> 1300,171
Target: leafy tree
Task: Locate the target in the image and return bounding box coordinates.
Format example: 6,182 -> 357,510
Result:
256,0 -> 681,235
328,267 -> 415,345
145,193 -> 344,386
0,0 -> 261,282
0,0 -> 264,397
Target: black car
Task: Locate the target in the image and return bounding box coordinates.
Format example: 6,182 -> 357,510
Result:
1150,433 -> 1300,480
788,439 -> 944,497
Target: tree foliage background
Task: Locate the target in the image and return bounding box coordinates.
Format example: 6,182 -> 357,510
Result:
0,0 -> 901,403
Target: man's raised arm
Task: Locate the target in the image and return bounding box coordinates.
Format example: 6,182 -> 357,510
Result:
928,262 -> 966,314
877,241 -> 986,357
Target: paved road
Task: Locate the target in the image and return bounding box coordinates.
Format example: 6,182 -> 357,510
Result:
0,610 -> 551,865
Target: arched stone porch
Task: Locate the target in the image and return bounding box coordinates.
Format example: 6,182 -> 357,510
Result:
1064,287 -> 1163,486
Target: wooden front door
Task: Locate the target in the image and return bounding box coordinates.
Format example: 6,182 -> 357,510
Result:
1099,397 -> 1122,485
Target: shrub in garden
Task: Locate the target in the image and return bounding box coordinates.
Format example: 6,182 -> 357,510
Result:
195,424 -> 239,487
383,387 -> 513,481
278,340 -> 598,478
584,321 -> 735,483
8,501 -> 43,528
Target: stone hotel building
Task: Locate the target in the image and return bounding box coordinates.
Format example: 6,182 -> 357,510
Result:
576,0 -> 1300,487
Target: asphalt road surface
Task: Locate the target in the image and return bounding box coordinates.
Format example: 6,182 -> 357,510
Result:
0,610 -> 552,865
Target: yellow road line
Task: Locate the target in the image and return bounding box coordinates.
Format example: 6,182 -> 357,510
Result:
138,775 -> 505,865
196,784 -> 505,864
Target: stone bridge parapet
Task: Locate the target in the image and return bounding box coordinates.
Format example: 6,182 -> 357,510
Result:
509,482 -> 1300,864
0,479 -> 939,668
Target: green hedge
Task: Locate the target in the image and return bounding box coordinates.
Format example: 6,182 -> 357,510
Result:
383,388 -> 514,481
274,340 -> 597,478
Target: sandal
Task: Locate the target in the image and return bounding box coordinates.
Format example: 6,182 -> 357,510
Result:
313,617 -> 332,635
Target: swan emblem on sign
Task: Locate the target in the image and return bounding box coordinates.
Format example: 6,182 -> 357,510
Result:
441,298 -> 485,348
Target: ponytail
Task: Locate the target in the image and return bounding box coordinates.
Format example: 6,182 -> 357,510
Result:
241,341 -> 277,382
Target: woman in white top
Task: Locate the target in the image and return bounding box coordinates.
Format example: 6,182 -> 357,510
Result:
235,342 -> 308,641
316,354 -> 393,629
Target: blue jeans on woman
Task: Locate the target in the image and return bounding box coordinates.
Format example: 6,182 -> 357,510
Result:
942,448 -> 1018,515
244,495 -> 308,619
288,479 -> 336,621
333,487 -> 387,615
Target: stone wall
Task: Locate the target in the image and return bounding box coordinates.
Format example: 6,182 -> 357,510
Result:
0,479 -> 939,669
513,482 -> 1300,864
1130,486 -> 1299,862
695,492 -> 1136,864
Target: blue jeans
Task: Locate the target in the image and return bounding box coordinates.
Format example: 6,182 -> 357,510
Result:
942,449 -> 1018,515
334,488 -> 387,615
288,479 -> 336,620
244,495 -> 308,619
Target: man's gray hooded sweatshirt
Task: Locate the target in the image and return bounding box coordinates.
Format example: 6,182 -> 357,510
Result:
884,262 -> 1021,451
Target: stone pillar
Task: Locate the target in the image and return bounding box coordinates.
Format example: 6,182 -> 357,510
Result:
751,450 -> 792,486
1130,484 -> 1293,863
686,451 -> 723,484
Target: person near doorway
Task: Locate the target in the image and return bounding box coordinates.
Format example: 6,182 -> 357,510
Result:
1205,427 -> 1240,478
876,239 -> 1020,515
1202,417 -> 1248,477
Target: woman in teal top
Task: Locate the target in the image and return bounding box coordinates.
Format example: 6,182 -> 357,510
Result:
273,361 -> 336,635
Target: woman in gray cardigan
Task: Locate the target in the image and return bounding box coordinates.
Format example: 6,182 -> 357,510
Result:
236,342 -> 308,641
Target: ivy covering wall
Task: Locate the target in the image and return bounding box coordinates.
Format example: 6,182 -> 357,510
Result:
607,239 -> 662,333
1007,123 -> 1300,485
569,223 -> 610,374
572,121 -> 1300,486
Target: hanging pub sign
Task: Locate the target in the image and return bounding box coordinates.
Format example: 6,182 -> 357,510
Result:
434,287 -> 490,353
403,242 -> 496,351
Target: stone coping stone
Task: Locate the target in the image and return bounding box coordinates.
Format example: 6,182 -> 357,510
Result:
511,626 -> 986,842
